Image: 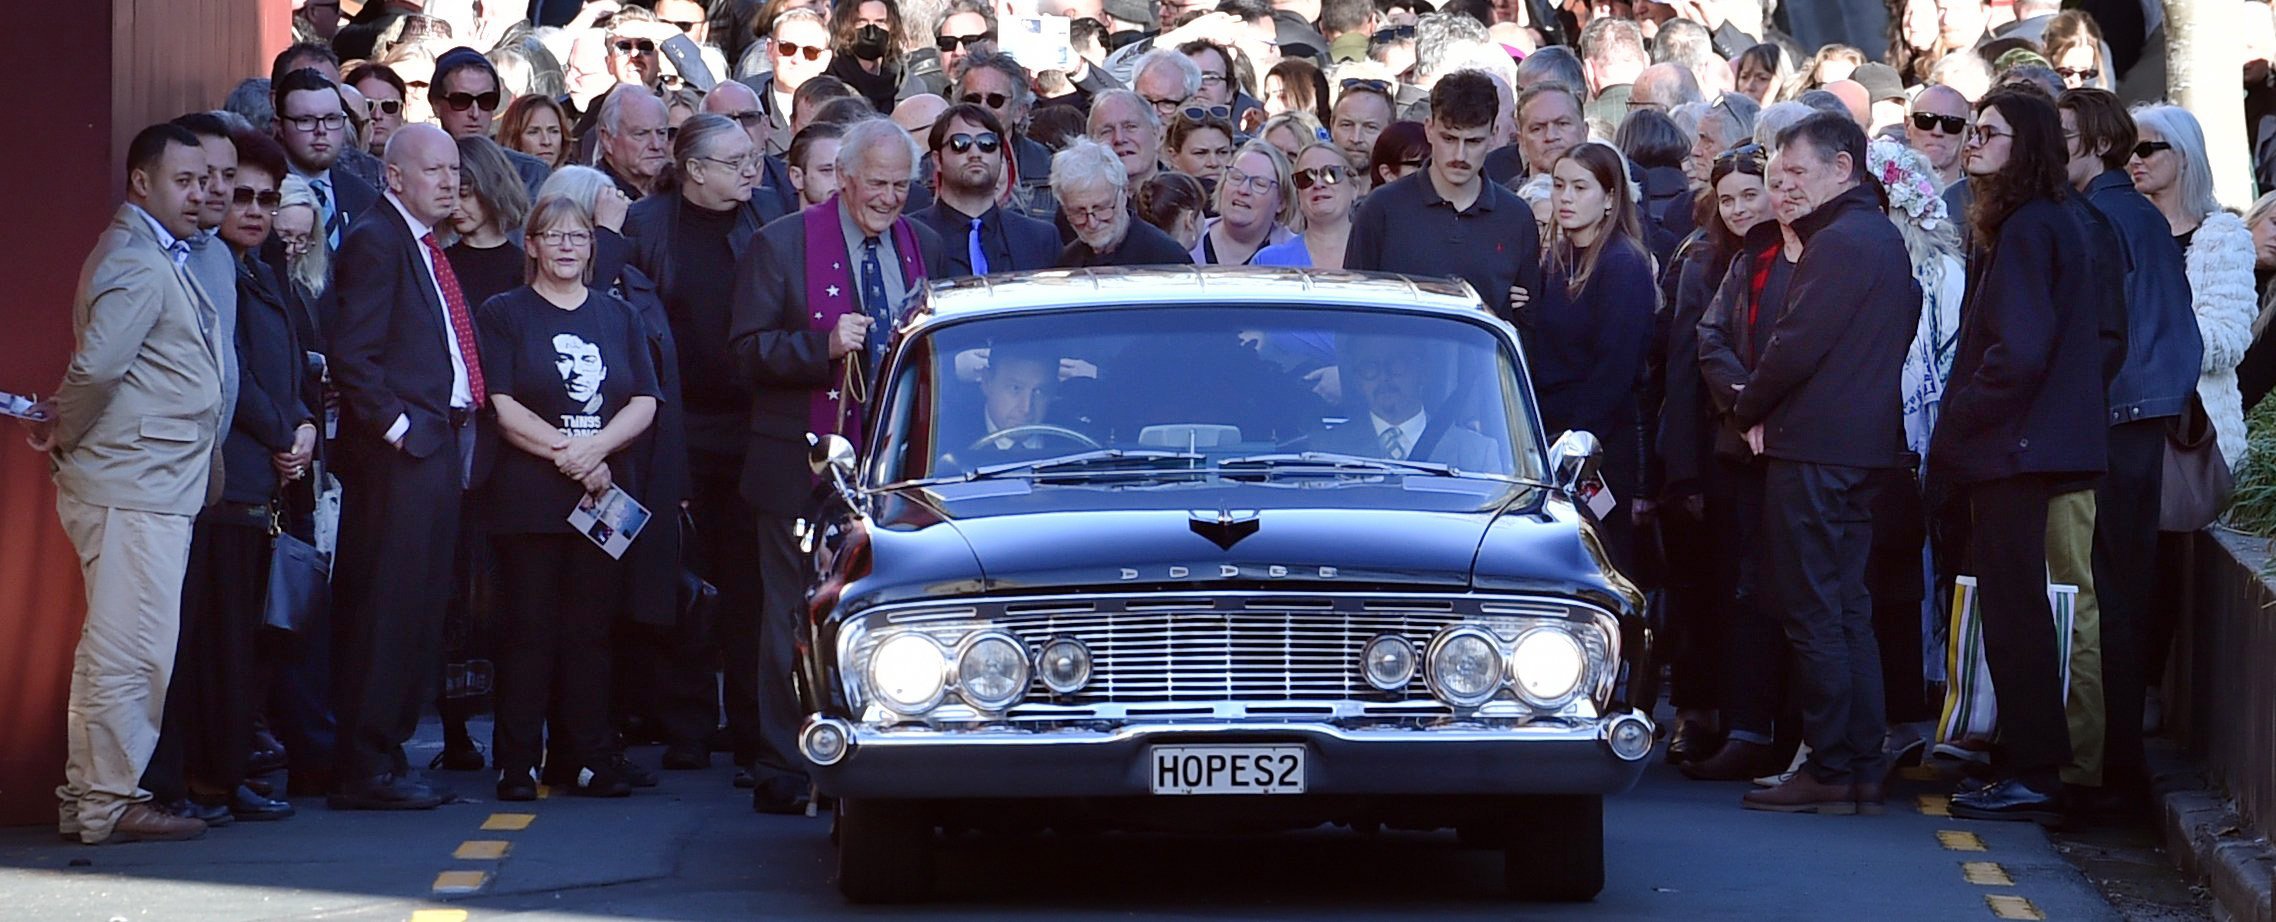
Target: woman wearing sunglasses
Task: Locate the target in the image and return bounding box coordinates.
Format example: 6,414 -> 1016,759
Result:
2131,105 -> 2253,473
1254,143 -> 1358,269
1192,139 -> 1296,265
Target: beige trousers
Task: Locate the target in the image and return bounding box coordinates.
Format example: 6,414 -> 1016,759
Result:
52,491 -> 193,843
2048,489 -> 2105,788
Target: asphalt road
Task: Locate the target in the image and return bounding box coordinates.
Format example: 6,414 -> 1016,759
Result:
0,720 -> 2211,922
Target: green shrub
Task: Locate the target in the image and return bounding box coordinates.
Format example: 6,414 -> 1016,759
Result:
2226,399 -> 2276,538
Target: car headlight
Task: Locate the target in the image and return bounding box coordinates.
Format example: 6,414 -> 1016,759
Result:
954,632 -> 1030,711
1425,627 -> 1502,708
1036,637 -> 1092,695
1510,628 -> 1586,706
869,633 -> 948,715
1360,634 -> 1417,691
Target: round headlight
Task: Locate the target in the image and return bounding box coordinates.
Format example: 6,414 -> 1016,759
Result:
955,633 -> 1031,711
1510,629 -> 1587,705
1360,634 -> 1418,691
1036,638 -> 1092,695
1425,627 -> 1503,708
869,633 -> 948,714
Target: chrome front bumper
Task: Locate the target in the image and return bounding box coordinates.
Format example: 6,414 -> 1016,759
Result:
798,711 -> 1655,799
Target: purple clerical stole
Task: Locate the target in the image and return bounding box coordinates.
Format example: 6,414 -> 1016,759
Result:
801,194 -> 927,455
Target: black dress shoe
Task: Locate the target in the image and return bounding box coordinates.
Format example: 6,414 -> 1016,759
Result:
568,763 -> 633,798
497,769 -> 538,802
1666,722 -> 1721,765
751,774 -> 811,815
608,754 -> 660,789
170,798 -> 236,827
732,767 -> 757,789
218,785 -> 294,821
661,746 -> 711,770
1950,778 -> 2065,825
430,743 -> 487,772
327,773 -> 446,811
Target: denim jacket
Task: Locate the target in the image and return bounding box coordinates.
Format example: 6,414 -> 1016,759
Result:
2084,170 -> 2203,424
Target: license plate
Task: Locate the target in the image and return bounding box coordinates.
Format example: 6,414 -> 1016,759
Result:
1149,745 -> 1306,795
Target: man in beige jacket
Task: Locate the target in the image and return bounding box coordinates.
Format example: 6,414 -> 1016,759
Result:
23,123 -> 228,844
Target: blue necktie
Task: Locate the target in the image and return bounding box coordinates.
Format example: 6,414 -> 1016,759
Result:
968,217 -> 989,275
311,176 -> 344,248
860,237 -> 891,373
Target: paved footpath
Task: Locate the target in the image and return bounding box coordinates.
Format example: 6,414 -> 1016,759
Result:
0,720 -> 2211,921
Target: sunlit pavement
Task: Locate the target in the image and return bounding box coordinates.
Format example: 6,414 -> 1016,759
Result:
0,717 -> 2211,921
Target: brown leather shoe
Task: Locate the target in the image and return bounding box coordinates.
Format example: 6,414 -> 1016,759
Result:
1742,772 -> 1859,815
1853,782 -> 1886,816
101,803 -> 207,843
1680,739 -> 1783,781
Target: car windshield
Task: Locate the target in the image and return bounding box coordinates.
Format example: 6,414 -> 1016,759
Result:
870,305 -> 1543,485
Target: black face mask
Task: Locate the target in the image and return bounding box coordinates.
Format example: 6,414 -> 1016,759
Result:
852,24 -> 892,59
1105,29 -> 1146,52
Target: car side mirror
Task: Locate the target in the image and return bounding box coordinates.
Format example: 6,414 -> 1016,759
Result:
808,432 -> 857,490
1546,430 -> 1602,492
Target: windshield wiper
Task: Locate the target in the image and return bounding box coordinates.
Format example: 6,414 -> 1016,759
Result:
1219,451 -> 1464,477
962,448 -> 1207,481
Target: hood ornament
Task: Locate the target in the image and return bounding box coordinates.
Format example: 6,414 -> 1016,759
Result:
1188,508 -> 1260,551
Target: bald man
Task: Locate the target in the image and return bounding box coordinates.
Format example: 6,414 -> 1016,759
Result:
1907,83 -> 1971,188
328,123 -> 481,811
705,82 -> 799,220
1631,62 -> 1703,113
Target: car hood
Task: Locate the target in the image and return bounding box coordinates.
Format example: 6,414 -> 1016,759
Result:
846,478 -> 1604,606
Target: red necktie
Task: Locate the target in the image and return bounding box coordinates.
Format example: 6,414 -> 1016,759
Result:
421,233 -> 487,407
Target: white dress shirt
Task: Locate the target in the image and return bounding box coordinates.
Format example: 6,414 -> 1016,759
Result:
381,191 -> 473,446
1370,409 -> 1426,460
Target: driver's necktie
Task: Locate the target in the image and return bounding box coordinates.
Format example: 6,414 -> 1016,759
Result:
1382,428 -> 1407,461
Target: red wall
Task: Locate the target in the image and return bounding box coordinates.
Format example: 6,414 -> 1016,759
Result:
0,0 -> 288,826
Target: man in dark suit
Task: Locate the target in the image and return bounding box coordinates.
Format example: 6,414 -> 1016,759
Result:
1731,113 -> 1921,816
325,124 -> 480,811
273,69 -> 379,255
1305,335 -> 1497,472
911,105 -> 1062,276
727,117 -> 946,813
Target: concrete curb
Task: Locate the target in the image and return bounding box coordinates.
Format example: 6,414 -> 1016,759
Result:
2154,748 -> 2276,922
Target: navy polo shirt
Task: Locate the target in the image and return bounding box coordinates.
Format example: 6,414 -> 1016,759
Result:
1345,171 -> 1545,324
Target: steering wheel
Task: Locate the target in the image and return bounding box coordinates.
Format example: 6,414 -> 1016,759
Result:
965,424 -> 1100,454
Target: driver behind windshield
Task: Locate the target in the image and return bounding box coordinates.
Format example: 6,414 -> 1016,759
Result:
1312,335 -> 1497,471
940,346 -> 1066,464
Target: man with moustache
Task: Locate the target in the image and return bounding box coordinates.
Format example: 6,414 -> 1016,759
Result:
1053,138 -> 1196,267
912,105 -> 1062,276
1348,71 -> 1543,326
30,124 -> 224,845
326,124 -> 480,811
1059,89 -> 1166,243
955,50 -> 1060,218
727,117 -> 947,812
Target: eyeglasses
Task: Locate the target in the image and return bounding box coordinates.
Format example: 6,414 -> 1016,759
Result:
942,131 -> 1001,154
1968,126 -> 2013,146
1292,165 -> 1347,190
535,230 -> 594,246
2056,66 -> 2100,82
1223,168 -> 1276,194
1198,72 -> 1227,87
373,99 -> 403,116
960,91 -> 1011,109
613,38 -> 657,54
1340,78 -> 1392,95
696,154 -> 761,171
1143,93 -> 1183,113
442,91 -> 501,112
1712,143 -> 1768,175
231,186 -> 283,210
937,31 -> 995,52
725,109 -> 765,125
282,113 -> 347,133
1065,201 -> 1120,224
1180,104 -> 1233,122
2134,140 -> 2174,158
1910,112 -> 1967,135
776,41 -> 826,60
1369,25 -> 1416,42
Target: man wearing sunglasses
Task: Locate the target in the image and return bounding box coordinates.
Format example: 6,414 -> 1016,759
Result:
959,50 -> 1062,219
912,105 -> 1062,276
429,48 -> 552,199
1905,84 -> 1972,190
734,9 -> 836,157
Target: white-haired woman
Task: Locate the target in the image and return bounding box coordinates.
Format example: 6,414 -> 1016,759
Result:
2131,105 -> 2254,472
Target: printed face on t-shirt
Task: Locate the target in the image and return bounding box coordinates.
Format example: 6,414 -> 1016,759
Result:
554,333 -> 609,417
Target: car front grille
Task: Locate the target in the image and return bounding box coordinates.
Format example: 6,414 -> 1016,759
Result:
994,607 -> 1465,703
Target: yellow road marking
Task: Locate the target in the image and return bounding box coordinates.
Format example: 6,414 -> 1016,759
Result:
1986,894 -> 2045,919
1962,861 -> 2015,886
431,870 -> 489,894
1938,830 -> 1988,851
536,785 -> 551,800
1919,794 -> 1951,816
409,912 -> 469,922
453,840 -> 511,860
480,813 -> 534,831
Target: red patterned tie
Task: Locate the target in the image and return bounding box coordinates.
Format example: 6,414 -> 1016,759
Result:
421,233 -> 487,407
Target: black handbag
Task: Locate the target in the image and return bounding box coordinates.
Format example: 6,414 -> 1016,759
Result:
2160,393 -> 2235,532
263,501 -> 331,634
677,509 -> 720,639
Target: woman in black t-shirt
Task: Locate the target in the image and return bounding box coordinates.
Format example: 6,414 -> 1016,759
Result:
475,194 -> 661,802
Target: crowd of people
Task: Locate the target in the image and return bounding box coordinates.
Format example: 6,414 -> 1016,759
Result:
26,0 -> 2276,844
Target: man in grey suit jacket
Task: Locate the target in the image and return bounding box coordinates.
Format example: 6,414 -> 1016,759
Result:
25,125 -> 228,845
172,113 -> 243,513
1304,335 -> 1499,472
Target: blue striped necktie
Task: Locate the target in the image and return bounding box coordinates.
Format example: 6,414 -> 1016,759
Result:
311,176 -> 344,248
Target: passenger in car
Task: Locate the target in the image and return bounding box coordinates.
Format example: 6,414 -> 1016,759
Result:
1311,335 -> 1498,471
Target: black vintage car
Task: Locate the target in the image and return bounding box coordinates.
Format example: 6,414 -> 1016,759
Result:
792,267 -> 1654,903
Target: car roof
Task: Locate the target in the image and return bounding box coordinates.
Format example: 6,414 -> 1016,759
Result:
917,267 -> 1491,321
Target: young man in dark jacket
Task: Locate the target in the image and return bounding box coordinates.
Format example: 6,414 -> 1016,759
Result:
1931,88 -> 2108,824
2058,87 -> 2203,816
1732,112 -> 1922,816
